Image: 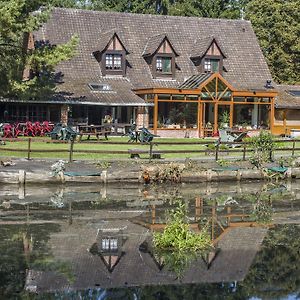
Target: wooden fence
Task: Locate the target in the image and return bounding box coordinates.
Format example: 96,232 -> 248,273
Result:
0,137 -> 299,163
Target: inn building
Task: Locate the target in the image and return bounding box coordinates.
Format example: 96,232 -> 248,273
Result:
1,8 -> 299,137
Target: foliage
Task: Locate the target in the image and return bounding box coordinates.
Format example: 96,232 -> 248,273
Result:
217,159 -> 229,167
246,0 -> 300,84
219,111 -> 230,129
153,201 -> 212,252
251,198 -> 273,224
153,200 -> 212,277
249,131 -> 274,167
0,0 -> 79,100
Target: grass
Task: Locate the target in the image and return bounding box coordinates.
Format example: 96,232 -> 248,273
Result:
0,136 -> 299,160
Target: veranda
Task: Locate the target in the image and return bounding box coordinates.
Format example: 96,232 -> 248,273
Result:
136,73 -> 277,138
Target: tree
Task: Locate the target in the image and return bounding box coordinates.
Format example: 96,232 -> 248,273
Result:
246,0 -> 300,84
89,0 -> 245,18
0,0 -> 79,100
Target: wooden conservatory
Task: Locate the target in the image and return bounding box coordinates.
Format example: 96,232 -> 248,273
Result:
136,73 -> 277,138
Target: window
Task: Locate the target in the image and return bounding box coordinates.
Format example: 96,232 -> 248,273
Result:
88,83 -> 112,92
204,58 -> 219,73
101,238 -> 118,251
204,59 -> 211,72
105,54 -> 122,70
156,56 -> 172,73
288,90 -> 300,97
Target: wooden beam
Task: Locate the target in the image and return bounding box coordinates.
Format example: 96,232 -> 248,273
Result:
217,86 -> 229,101
233,91 -> 278,97
270,97 -> 275,132
214,103 -> 218,133
229,95 -> 234,128
198,101 -> 202,137
153,94 -> 158,134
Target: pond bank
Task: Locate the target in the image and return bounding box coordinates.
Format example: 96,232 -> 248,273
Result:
0,158 -> 300,184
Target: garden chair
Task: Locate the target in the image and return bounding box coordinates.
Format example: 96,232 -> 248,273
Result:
3,124 -> 14,138
13,123 -> 22,137
24,121 -> 35,137
138,127 -> 159,143
127,124 -> 138,143
218,129 -> 247,148
33,122 -> 43,136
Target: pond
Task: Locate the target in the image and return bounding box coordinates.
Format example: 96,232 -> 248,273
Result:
0,181 -> 299,299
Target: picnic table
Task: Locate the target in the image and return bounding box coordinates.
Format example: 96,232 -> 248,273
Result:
78,124 -> 111,141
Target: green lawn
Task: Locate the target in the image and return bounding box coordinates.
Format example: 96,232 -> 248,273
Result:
0,136 -> 299,160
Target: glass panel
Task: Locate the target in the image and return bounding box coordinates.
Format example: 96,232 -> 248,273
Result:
105,54 -> 113,69
156,57 -> 162,71
158,94 -> 171,100
172,94 -> 185,100
218,105 -> 230,129
201,92 -> 214,101
211,59 -> 219,72
162,57 -> 171,73
113,55 -> 122,69
234,97 -> 246,102
157,102 -> 198,128
203,102 -> 215,132
233,104 -> 270,129
186,95 -> 199,101
149,106 -> 154,128
204,59 -> 211,72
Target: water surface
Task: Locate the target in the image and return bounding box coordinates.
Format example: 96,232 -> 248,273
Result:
0,181 -> 299,299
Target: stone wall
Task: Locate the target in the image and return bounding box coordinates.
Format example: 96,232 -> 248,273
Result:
60,105 -> 69,125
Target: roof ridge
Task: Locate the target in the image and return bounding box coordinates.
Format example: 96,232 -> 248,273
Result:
52,7 -> 251,24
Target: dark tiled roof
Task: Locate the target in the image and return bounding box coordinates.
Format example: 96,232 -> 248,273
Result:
179,73 -> 212,89
34,8 -> 275,105
276,84 -> 300,109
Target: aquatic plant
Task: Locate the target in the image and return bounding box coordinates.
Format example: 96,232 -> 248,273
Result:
153,201 -> 212,253
153,200 -> 212,277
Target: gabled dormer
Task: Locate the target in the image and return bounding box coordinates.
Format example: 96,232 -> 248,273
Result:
143,34 -> 179,79
94,31 -> 129,76
191,36 -> 226,74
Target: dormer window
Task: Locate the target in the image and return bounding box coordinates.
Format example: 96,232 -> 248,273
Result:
191,37 -> 226,75
156,56 -> 172,73
93,31 -> 129,76
204,58 -> 220,73
105,53 -> 122,70
143,34 -> 179,79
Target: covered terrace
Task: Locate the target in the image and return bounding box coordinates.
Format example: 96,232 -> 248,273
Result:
135,73 -> 277,138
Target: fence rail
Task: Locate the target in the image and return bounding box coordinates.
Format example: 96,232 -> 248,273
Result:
0,137 -> 298,162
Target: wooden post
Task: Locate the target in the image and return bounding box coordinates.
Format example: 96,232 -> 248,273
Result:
243,144 -> 246,161
153,94 -> 158,135
230,96 -> 234,128
292,140 -> 296,157
27,138 -> 31,160
214,103 -> 218,133
149,142 -> 153,161
69,139 -> 74,163
270,97 -> 275,133
198,100 -> 202,138
215,140 -> 220,161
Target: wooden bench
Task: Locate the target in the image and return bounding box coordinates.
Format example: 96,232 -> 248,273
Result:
128,149 -> 161,159
78,130 -> 110,141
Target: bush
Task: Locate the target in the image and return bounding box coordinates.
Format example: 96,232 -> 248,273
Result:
249,131 -> 274,167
